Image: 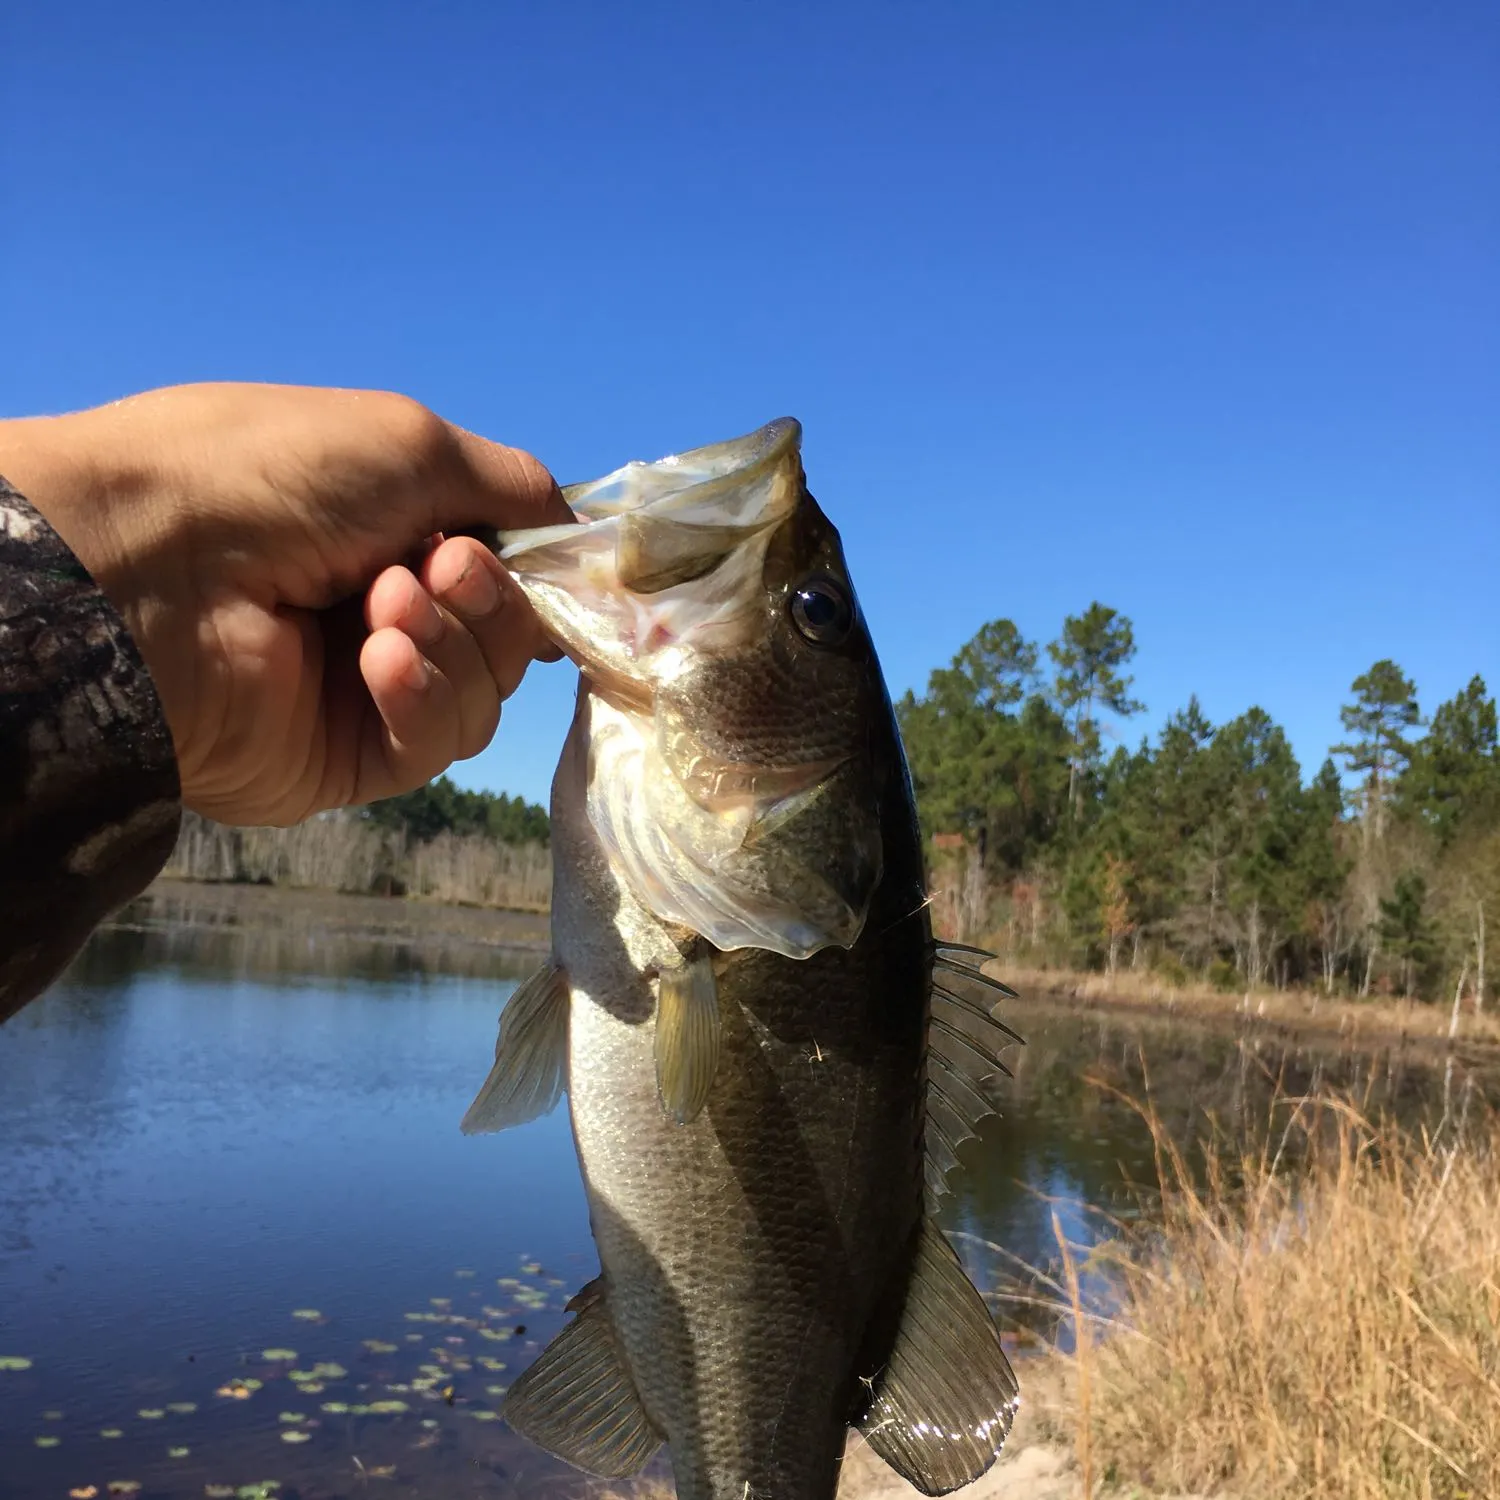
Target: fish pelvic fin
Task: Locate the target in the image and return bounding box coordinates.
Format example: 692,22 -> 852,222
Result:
856,1219 -> 1019,1494
654,949 -> 721,1124
924,944 -> 1024,1209
460,961 -> 569,1134
501,1279 -> 663,1478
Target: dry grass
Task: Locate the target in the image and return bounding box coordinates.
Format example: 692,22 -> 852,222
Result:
994,960 -> 1500,1051
1032,1077 -> 1500,1498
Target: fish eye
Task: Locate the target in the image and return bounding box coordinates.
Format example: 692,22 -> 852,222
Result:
789,575 -> 854,647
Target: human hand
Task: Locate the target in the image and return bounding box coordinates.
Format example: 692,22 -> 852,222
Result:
0,383 -> 571,826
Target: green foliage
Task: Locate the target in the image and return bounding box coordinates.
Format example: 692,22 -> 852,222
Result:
1378,872 -> 1440,998
363,775 -> 549,847
1333,659 -> 1421,831
1398,675 -> 1500,846
905,616 -> 1493,1004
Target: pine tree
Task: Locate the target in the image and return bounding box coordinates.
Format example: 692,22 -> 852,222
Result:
1378,871 -> 1440,999
1398,675 -> 1499,846
1333,660 -> 1420,842
1047,603 -> 1145,819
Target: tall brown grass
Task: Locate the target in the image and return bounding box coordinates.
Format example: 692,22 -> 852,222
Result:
1038,1077 -> 1500,1498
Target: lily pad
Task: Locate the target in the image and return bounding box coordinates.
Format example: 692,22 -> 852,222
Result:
205,1487 -> 236,1498
261,1349 -> 297,1362
363,1340 -> 397,1354
367,1399 -> 408,1414
106,1485 -> 142,1498
169,1447 -> 191,1459
138,1408 -> 166,1420
277,1412 -> 305,1425
469,1409 -> 500,1422
485,1384 -> 508,1396
0,1356 -> 33,1371
420,1419 -> 439,1429
168,1402 -> 198,1414
70,1488 -> 99,1499
42,1408 -> 63,1420
320,1402 -> 350,1414
34,1434 -> 60,1447
279,1430 -> 311,1445
100,1428 -> 124,1439
454,1269 -> 475,1279
290,1309 -> 322,1321
520,1261 -> 542,1276
366,1466 -> 396,1479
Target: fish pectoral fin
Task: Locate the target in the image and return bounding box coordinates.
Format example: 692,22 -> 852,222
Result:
501,1285 -> 662,1478
460,961 -> 569,1135
654,950 -> 721,1124
924,944 -> 1025,1208
856,1219 -> 1019,1496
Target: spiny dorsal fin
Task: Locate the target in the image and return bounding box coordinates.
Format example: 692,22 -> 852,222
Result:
924,944 -> 1023,1207
502,1282 -> 662,1478
655,950 -> 721,1124
857,1218 -> 1019,1494
460,961 -> 569,1135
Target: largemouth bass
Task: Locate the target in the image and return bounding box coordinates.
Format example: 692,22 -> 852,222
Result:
463,420 -> 1021,1500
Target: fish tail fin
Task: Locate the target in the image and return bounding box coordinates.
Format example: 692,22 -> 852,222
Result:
460,960 -> 569,1134
855,1219 -> 1019,1494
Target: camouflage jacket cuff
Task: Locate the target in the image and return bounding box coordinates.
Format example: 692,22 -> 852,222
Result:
0,477 -> 181,1022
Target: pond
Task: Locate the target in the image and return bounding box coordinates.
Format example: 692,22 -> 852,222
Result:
1,898 -> 1489,1500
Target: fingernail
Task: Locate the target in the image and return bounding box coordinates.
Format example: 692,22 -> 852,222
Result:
402,652 -> 433,692
451,559 -> 502,619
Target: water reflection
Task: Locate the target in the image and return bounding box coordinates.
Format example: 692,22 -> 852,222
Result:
0,912 -> 1492,1499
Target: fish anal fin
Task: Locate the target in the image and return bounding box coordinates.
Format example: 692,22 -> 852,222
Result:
655,951 -> 721,1124
460,961 -> 569,1135
857,1220 -> 1019,1495
502,1286 -> 662,1478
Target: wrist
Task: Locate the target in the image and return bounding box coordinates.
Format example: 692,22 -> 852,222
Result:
0,409 -> 187,735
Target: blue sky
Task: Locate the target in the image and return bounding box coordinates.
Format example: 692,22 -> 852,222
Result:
3,2 -> 1495,808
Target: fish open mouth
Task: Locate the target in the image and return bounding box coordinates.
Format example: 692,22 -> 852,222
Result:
495,419 -> 805,702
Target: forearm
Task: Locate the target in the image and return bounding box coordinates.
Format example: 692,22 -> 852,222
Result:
0,476 -> 181,1022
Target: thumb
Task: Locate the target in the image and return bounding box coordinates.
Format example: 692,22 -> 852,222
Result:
431,426 -> 576,544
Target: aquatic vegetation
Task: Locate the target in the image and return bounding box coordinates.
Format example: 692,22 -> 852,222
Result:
33,1434 -> 59,1447
277,1412 -> 305,1425
99,1428 -> 123,1439
362,1340 -> 398,1354
279,1430 -> 310,1444
366,1400 -> 408,1414
321,1401 -> 350,1414
260,1348 -> 297,1362
168,1446 -> 190,1458
69,1487 -> 98,1498
215,1379 -> 262,1400
0,1355 -> 33,1371
167,1401 -> 198,1414
136,1408 -> 165,1420
290,1309 -> 322,1321
203,1486 -> 236,1498
468,1409 -> 499,1422
105,1483 -> 140,1497
42,1408 -> 62,1420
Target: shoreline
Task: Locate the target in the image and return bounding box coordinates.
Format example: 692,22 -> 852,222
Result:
120,877 -> 1500,1060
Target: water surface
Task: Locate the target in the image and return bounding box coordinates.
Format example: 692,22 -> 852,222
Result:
1,913 -> 1486,1500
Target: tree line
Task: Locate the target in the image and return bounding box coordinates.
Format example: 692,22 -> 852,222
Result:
899,605 -> 1497,1006
161,776 -> 551,910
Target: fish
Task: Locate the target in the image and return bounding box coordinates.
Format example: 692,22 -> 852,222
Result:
462,419 -> 1022,1500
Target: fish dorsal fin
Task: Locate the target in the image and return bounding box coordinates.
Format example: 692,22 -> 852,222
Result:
460,961 -> 570,1135
856,1219 -> 1019,1495
502,1280 -> 663,1478
654,950 -> 721,1124
924,944 -> 1023,1208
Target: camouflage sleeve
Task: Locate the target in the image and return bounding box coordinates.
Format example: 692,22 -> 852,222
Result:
0,477 -> 181,1023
